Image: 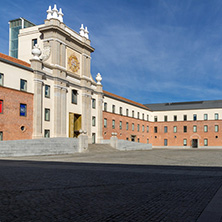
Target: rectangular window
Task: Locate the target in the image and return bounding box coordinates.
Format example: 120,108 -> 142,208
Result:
112,120 -> 115,129
183,126 -> 187,133
0,131 -> 3,141
174,115 -> 177,121
45,85 -> 50,98
154,116 -> 158,122
183,139 -> 187,146
120,107 -> 122,115
132,123 -> 134,131
164,126 -> 168,133
71,90 -> 78,104
20,104 -> 27,116
0,100 -> 3,114
92,116 -> 96,126
154,126 -> 158,133
204,125 -> 208,132
120,121 -> 122,130
164,116 -> 168,122
215,113 -> 219,120
204,114 -> 208,120
32,38 -> 37,48
193,125 -> 197,132
126,109 -> 129,117
142,113 -> 144,120
0,73 -> 4,86
215,125 -> 219,132
173,126 -> 177,133
20,79 -> 27,91
184,115 -> 187,121
112,105 -> 115,113
45,108 -> 50,121
44,130 -> 50,138
204,138 -> 208,146
142,125 -> 144,132
164,139 -> 168,146
104,102 -> 107,111
147,126 -> 149,133
126,122 -> 129,130
193,114 -> 197,121
137,124 -> 140,132
137,112 -> 140,119
92,133 -> 96,144
92,99 -> 96,109
147,139 -> 149,144
104,118 -> 107,128
132,110 -> 134,118
147,115 -> 149,121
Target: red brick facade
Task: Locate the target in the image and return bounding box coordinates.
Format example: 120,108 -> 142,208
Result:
0,86 -> 33,140
103,111 -> 222,147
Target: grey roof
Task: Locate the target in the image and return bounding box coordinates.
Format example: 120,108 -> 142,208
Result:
144,100 -> 222,111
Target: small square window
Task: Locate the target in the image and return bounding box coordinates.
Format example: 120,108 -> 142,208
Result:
45,108 -> 50,121
0,100 -> 3,114
0,73 -> 4,86
0,131 -> 3,141
72,90 -> 78,104
44,129 -> 50,138
92,99 -> 96,109
20,104 -> 27,117
45,85 -> 50,98
20,79 -> 27,91
92,116 -> 96,126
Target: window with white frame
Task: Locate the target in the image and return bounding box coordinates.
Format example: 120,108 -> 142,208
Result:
20,79 -> 27,91
154,116 -> 158,122
45,85 -> 50,98
119,107 -> 122,115
112,105 -> 115,113
204,114 -> 208,120
71,90 -> 78,104
164,116 -> 168,122
0,73 -> 4,86
215,113 -> 219,120
132,110 -> 134,118
92,99 -> 96,109
44,130 -> 50,138
137,112 -> 140,119
147,115 -> 149,121
45,108 -> 50,121
142,113 -> 144,120
92,116 -> 96,126
126,109 -> 129,117
104,102 -> 107,111
174,115 -> 177,121
193,114 -> 197,121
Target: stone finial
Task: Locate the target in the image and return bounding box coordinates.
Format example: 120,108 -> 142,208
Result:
84,27 -> 89,39
96,73 -> 102,85
58,8 -> 64,22
32,44 -> 41,60
47,6 -> 53,20
52,4 -> 58,19
79,24 -> 85,36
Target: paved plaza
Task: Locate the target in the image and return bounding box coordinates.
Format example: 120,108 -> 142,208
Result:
1,146 -> 222,221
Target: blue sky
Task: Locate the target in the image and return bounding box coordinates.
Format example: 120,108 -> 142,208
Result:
1,0 -> 222,104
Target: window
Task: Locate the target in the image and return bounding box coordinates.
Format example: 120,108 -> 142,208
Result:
92,133 -> 96,144
126,122 -> 129,130
0,131 -> 3,141
204,139 -> 208,146
92,99 -> 96,109
138,138 -> 140,143
193,114 -> 197,121
183,139 -> 187,146
20,79 -> 27,91
147,139 -> 149,144
45,85 -> 50,98
44,130 -> 50,138
20,104 -> 27,116
154,126 -> 158,133
119,107 -> 122,115
147,115 -> 149,121
174,115 -> 177,121
71,90 -> 78,104
112,120 -> 115,129
215,113 -> 219,120
104,118 -> 107,128
193,125 -> 197,132
0,100 -> 3,114
137,124 -> 140,132
104,102 -> 107,111
164,139 -> 168,146
132,123 -> 134,131
164,126 -> 168,133
120,121 -> 122,130
184,115 -> 187,121
92,116 -> 96,126
0,73 -> 4,86
173,126 -> 177,133
204,114 -> 208,120
126,109 -> 129,117
32,38 -> 37,48
137,112 -> 140,119
154,116 -> 158,122
147,126 -> 149,133
142,125 -> 144,132
215,125 -> 219,132
45,108 -> 50,121
204,125 -> 208,132
164,116 -> 168,122
142,113 -> 144,120
132,110 -> 134,118
112,105 -> 115,113
183,126 -> 187,133
126,137 -> 129,141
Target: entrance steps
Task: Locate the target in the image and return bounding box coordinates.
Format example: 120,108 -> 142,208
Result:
88,144 -> 117,153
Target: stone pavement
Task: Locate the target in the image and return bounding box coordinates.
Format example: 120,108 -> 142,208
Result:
1,145 -> 222,221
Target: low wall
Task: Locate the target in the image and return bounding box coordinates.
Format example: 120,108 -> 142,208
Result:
0,137 -> 80,157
